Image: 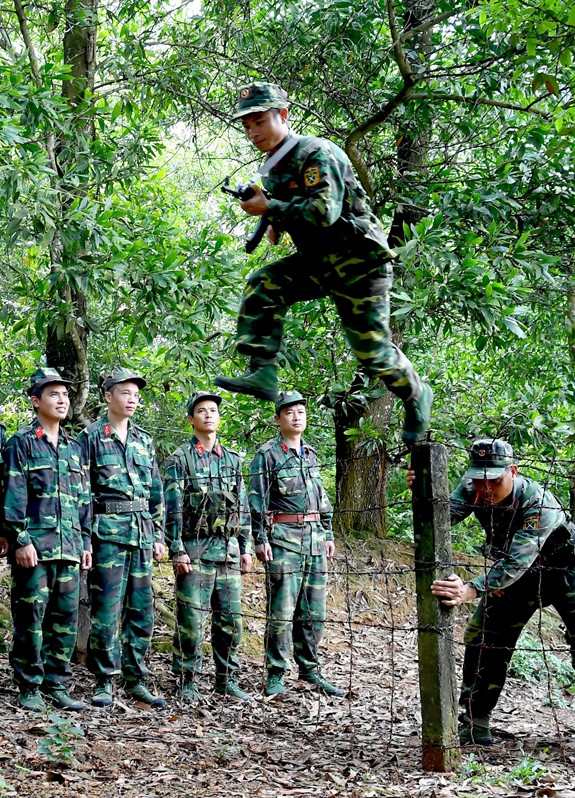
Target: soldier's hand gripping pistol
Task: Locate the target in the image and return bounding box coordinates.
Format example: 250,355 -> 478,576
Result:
221,177 -> 272,254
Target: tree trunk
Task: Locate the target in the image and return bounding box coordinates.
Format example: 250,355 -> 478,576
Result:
46,0 -> 97,427
334,0 -> 434,536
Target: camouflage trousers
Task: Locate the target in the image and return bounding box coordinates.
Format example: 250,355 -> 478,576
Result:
236,245 -> 422,396
265,545 -> 327,675
88,539 -> 154,681
460,566 -> 575,719
173,557 -> 243,679
10,560 -> 80,688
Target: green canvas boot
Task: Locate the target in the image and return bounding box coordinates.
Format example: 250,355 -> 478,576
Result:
42,684 -> 85,712
459,714 -> 493,745
124,680 -> 165,708
17,686 -> 46,712
214,678 -> 251,701
92,678 -> 114,708
265,672 -> 287,697
299,672 -> 346,698
215,359 -> 278,402
402,383 -> 433,444
179,677 -> 201,703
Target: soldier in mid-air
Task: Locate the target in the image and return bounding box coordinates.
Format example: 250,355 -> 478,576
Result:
216,82 -> 432,444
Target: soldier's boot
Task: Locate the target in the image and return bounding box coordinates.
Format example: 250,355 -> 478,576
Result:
92,678 -> 114,708
42,684 -> 85,712
458,714 -> 493,746
214,676 -> 251,701
17,686 -> 46,712
179,676 -> 201,704
299,672 -> 346,698
124,680 -> 165,708
401,383 -> 433,444
265,672 -> 287,697
215,358 -> 278,402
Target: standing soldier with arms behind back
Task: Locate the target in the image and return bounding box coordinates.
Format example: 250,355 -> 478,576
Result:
79,367 -> 165,708
249,390 -> 345,698
216,82 -> 432,444
164,391 -> 252,702
4,368 -> 91,711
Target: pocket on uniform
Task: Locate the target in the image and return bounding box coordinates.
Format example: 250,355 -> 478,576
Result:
28,456 -> 53,493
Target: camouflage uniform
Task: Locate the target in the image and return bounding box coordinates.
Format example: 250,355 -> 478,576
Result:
233,132 -> 423,398
451,466 -> 575,722
164,434 -> 251,683
78,414 -> 164,682
249,433 -> 333,678
4,416 -> 91,690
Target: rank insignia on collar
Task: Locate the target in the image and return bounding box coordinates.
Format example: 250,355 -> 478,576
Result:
35,426 -> 45,439
215,444 -> 222,456
281,442 -> 289,454
303,166 -> 321,187
103,423 -> 111,437
195,442 -> 205,455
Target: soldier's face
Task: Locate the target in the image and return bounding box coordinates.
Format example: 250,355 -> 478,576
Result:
242,108 -> 289,153
31,384 -> 70,422
190,400 -> 221,435
472,465 -> 517,505
105,381 -> 140,418
276,403 -> 307,436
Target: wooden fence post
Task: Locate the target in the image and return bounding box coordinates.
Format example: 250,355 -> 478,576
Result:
411,441 -> 460,771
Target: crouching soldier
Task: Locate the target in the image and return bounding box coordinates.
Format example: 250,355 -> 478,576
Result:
4,368 -> 92,711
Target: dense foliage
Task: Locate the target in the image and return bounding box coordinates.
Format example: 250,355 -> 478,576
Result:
1,0 -> 575,536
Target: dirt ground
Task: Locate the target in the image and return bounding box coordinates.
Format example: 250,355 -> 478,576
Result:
1,543 -> 575,798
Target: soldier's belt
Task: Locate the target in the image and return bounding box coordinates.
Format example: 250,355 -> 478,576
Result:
271,513 -> 320,525
94,499 -> 149,514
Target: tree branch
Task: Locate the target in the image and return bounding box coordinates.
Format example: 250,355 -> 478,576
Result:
410,91 -> 552,118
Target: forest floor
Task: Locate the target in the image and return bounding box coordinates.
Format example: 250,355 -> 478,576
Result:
1,541 -> 575,798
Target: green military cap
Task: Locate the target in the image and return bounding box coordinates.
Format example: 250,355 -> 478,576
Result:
187,391 -> 222,416
232,81 -> 289,120
275,389 -> 307,414
27,366 -> 72,396
464,438 -> 514,480
103,366 -> 146,392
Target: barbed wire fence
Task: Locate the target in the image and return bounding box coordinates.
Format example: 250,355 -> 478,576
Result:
1,436 -> 574,778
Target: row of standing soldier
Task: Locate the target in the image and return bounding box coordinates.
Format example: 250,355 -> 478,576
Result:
0,366 -> 344,712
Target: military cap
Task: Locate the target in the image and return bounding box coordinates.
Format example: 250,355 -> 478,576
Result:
27,367 -> 72,396
103,366 -> 146,392
463,438 -> 514,480
187,391 -> 222,416
232,82 -> 289,120
275,390 -> 307,415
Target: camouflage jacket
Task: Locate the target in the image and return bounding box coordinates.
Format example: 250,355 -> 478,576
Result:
451,475 -> 575,595
263,134 -> 394,257
0,422 -> 6,536
3,418 -> 91,561
164,435 -> 251,563
249,437 -> 333,556
78,416 -> 164,549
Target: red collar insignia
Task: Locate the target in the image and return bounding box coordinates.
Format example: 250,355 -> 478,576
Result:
35,426 -> 45,439
103,423 -> 111,437
195,441 -> 205,455
281,442 -> 289,454
215,444 -> 222,456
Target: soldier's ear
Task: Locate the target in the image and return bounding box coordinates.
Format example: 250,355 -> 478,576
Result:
279,107 -> 289,123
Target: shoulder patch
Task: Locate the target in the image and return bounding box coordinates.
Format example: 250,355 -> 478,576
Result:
524,515 -> 541,531
303,166 -> 321,187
